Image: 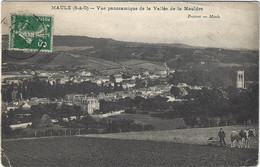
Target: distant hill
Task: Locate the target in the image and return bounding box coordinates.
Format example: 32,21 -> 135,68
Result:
2,35 -> 258,73
40,53 -> 123,70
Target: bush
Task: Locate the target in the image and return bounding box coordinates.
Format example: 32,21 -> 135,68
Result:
125,108 -> 136,114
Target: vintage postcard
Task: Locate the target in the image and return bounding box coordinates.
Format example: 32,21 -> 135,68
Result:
1,1 -> 259,166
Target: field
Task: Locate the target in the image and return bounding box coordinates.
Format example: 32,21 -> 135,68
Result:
82,125 -> 258,148
42,53 -> 123,70
53,46 -> 93,52
120,59 -> 166,71
110,113 -> 186,130
2,136 -> 258,166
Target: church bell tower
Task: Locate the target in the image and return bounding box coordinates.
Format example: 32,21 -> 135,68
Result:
236,70 -> 245,89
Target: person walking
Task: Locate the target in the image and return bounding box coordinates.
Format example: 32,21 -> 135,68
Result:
218,128 -> 226,146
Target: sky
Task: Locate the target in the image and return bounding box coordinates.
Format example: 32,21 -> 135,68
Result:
1,2 -> 259,50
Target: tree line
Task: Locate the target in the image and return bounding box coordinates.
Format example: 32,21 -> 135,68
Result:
98,84 -> 258,127
2,77 -> 115,102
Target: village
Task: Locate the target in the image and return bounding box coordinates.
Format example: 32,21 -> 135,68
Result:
2,64 -> 256,131
2,66 -> 204,131
2,56 -> 257,141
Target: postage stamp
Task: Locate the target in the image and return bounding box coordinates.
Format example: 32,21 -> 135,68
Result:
9,14 -> 53,52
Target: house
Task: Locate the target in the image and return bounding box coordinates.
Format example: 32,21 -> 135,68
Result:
115,75 -> 123,83
51,119 -> 59,123
127,82 -> 136,88
149,85 -> 172,94
166,96 -> 185,102
31,71 -> 36,75
177,83 -> 202,90
94,76 -> 110,86
122,81 -> 136,89
97,93 -> 106,99
64,94 -> 100,115
5,79 -> 20,85
64,94 -> 87,104
7,106 -> 19,111
131,75 -> 138,80
22,71 -> 28,74
168,70 -> 175,74
190,85 -> 203,90
49,80 -> 56,85
70,116 -> 77,120
80,71 -> 92,77
177,83 -> 189,88
81,98 -> 100,115
97,93 -> 116,101
73,78 -> 82,84
59,78 -> 69,84
149,86 -> 162,94
149,74 -> 159,79
62,118 -> 69,122
21,103 -> 31,110
10,122 -> 32,130
95,79 -> 102,86
122,83 -> 127,89
38,98 -> 50,104
69,76 -> 74,81
30,97 -> 39,101
38,72 -> 49,77
103,81 -> 114,87
99,76 -> 110,83
82,76 -> 93,82
27,100 -> 40,107
157,70 -> 167,76
143,71 -> 150,76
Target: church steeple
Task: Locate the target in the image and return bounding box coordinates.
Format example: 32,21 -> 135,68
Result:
236,70 -> 245,89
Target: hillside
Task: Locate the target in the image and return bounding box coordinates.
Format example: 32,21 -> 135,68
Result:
2,136 -> 258,166
37,53 -> 123,70
82,125 -> 258,148
2,35 -> 258,75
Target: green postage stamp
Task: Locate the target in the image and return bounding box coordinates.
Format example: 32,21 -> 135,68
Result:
9,14 -> 53,52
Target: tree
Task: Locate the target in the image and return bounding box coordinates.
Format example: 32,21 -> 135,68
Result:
73,105 -> 82,119
133,96 -> 145,109
135,79 -> 145,88
122,73 -> 131,79
8,109 -> 16,119
2,115 -> 12,138
109,75 -> 115,83
170,86 -> 182,97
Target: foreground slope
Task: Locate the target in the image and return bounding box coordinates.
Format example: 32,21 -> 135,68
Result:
2,137 -> 258,166
82,125 -> 258,148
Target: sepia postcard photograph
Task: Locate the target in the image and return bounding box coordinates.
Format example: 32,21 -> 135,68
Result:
0,1 -> 259,166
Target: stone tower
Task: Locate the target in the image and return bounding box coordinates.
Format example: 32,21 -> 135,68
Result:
236,70 -> 245,89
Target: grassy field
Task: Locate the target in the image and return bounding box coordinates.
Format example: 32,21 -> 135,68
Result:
45,53 -> 122,70
120,59 -> 166,71
2,136 -> 258,166
110,113 -> 186,130
53,46 -> 93,52
82,125 -> 258,148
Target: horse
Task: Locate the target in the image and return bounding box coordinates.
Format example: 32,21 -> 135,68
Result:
230,129 -> 256,148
